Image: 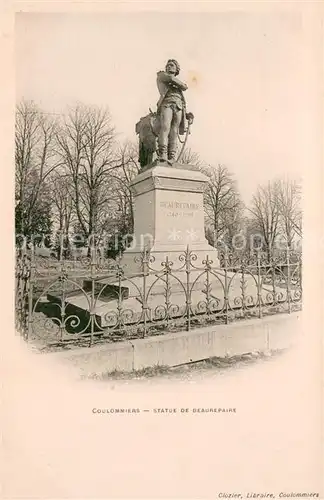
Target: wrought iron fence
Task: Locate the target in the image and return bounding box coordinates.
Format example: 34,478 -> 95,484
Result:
15,246 -> 302,349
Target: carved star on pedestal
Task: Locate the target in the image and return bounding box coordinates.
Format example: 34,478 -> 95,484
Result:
186,228 -> 199,241
168,228 -> 182,241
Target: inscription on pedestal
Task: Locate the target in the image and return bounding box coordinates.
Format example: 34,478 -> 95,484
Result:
160,201 -> 200,219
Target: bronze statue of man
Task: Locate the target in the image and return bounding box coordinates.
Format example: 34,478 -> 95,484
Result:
156,59 -> 191,163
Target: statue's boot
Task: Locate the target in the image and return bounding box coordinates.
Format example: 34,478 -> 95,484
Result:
168,147 -> 177,165
158,144 -> 168,162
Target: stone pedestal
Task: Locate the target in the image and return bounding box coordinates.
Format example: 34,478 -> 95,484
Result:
121,163 -> 220,274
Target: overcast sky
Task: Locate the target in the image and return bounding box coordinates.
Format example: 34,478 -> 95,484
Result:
15,12 -> 307,203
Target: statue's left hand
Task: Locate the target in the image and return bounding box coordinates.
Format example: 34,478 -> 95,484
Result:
186,112 -> 194,125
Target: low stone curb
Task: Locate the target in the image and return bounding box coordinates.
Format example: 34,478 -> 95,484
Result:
47,312 -> 302,377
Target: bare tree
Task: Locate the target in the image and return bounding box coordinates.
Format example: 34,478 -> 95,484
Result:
202,164 -> 243,247
248,181 -> 281,262
56,106 -> 141,256
56,105 -> 118,246
180,148 -> 203,168
94,141 -> 141,257
49,171 -> 76,257
109,141 -> 140,233
15,100 -> 60,236
276,178 -> 302,245
50,173 -> 74,232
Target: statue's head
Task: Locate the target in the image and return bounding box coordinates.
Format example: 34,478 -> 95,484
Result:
165,59 -> 180,76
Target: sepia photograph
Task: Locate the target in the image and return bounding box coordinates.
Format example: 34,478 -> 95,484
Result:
15,11 -> 304,358
2,3 -> 323,499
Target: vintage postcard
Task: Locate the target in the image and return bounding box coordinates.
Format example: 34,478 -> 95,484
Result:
1,1 -> 323,499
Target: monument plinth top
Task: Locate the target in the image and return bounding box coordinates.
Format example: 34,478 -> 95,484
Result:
130,163 -> 209,196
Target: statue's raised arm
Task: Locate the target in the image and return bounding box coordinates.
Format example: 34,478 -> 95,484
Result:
156,70 -> 188,92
